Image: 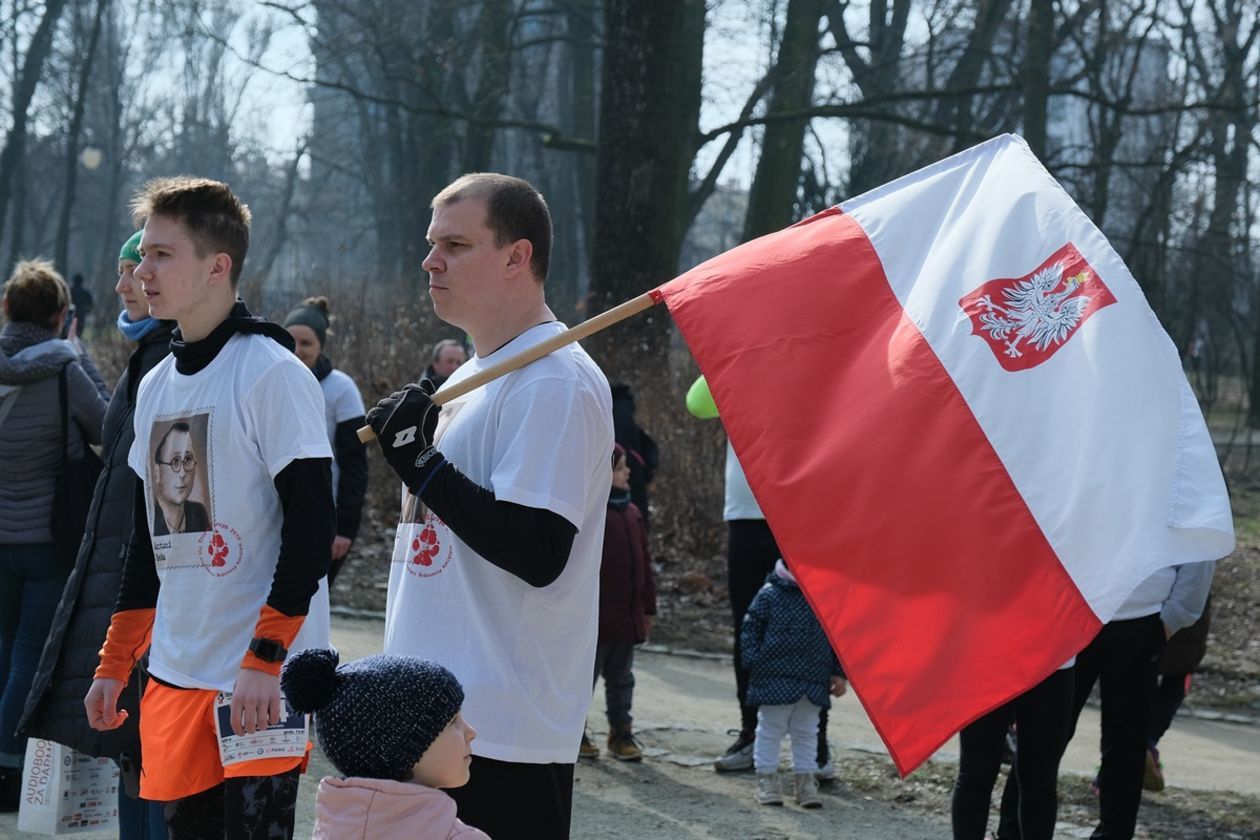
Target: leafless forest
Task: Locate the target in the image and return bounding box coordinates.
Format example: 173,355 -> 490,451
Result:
3,0 -> 1258,561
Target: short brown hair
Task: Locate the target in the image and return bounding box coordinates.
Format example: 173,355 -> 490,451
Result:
3,259 -> 70,328
432,173 -> 552,282
130,176 -> 252,286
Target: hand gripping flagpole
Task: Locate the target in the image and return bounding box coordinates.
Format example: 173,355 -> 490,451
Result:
356,291 -> 660,443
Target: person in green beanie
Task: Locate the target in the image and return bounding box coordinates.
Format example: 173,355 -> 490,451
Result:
18,229 -> 174,838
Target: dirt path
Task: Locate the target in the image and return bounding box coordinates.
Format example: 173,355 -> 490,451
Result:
322,616 -> 1260,839
7,615 -> 1256,839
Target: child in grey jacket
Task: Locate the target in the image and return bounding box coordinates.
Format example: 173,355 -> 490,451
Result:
741,559 -> 846,808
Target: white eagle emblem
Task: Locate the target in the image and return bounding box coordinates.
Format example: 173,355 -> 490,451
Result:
974,261 -> 1092,359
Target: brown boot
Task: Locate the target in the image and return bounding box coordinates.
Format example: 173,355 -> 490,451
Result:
579,730 -> 600,760
607,724 -> 644,762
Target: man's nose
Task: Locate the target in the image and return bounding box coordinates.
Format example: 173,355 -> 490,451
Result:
135,257 -> 154,281
421,249 -> 442,274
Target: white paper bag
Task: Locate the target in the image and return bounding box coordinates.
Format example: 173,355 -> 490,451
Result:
17,738 -> 119,835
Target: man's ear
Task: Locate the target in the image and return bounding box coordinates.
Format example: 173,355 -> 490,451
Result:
209,253 -> 234,287
504,239 -> 534,279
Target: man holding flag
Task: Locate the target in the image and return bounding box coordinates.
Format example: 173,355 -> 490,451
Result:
366,173 -> 613,839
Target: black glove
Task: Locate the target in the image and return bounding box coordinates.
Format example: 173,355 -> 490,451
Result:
366,380 -> 446,494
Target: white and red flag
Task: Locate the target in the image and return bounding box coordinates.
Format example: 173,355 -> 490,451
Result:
651,134 -> 1233,774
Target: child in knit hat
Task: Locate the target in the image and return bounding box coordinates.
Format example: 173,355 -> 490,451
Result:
282,649 -> 488,839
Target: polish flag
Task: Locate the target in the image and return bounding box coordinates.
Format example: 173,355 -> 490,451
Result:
652,134 -> 1233,774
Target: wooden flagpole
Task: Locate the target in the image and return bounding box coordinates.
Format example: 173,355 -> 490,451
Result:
357,291 -> 659,443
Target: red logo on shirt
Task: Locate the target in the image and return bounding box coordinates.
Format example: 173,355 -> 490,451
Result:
198,523 -> 244,577
412,524 -> 439,566
405,512 -> 451,577
959,243 -> 1116,371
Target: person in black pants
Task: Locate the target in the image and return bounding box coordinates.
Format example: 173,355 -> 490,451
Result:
996,562 -> 1212,840
728,519 -> 783,742
951,667 -> 1074,840
1143,596 -> 1211,791
997,618 -> 1166,840
688,374 -> 832,775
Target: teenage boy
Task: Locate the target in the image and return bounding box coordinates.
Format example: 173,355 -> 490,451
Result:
367,173 -> 613,839
84,177 -> 334,837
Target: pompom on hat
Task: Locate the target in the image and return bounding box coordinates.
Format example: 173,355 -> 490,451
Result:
282,649 -> 464,781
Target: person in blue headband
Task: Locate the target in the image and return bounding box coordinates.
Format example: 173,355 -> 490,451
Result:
116,230 -> 161,341
19,230 -> 175,838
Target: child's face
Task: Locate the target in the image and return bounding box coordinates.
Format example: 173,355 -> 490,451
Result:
410,711 -> 476,789
612,454 -> 630,491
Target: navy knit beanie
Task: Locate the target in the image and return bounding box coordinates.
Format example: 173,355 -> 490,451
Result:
282,649 -> 464,781
282,296 -> 330,346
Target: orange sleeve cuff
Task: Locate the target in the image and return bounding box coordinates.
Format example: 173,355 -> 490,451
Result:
240,605 -> 306,676
95,608 -> 155,682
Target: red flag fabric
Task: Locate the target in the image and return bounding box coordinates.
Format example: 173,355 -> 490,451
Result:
652,135 -> 1232,774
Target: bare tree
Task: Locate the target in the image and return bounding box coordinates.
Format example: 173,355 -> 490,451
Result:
0,0 -> 69,256
584,0 -> 705,388
742,0 -> 829,242
53,0 -> 110,271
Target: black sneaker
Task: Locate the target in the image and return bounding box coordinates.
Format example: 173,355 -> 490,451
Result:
714,729 -> 755,772
0,766 -> 20,813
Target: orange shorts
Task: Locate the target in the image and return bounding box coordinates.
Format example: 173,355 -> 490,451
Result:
138,680 -> 307,801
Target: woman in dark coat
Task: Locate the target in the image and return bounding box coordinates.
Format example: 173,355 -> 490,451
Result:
19,232 -> 172,837
0,259 -> 109,811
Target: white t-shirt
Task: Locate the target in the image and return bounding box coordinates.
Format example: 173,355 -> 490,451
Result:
724,440 -> 764,520
384,322 -> 613,763
320,367 -> 366,501
129,334 -> 332,691
292,367 -> 364,657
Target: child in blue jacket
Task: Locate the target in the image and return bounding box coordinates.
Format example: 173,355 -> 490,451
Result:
741,559 -> 846,808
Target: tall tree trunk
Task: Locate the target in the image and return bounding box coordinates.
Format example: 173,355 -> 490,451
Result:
54,0 -> 111,272
585,0 -> 705,386
5,160 -> 27,270
933,0 -> 1014,152
1021,0 -> 1054,160
0,0 -> 71,242
405,1 -> 457,288
742,0 -> 827,242
243,141 -> 307,294
462,0 -> 512,171
826,0 -> 912,193
93,4 -> 130,282
568,0 -> 599,308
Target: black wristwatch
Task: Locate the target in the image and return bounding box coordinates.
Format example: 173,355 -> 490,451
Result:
248,637 -> 288,663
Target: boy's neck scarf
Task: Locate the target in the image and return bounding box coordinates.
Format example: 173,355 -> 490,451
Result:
170,300 -> 296,375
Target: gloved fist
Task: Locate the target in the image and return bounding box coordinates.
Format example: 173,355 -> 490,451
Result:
366,379 -> 446,493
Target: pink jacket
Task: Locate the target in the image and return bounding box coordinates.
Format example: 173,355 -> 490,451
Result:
312,776 -> 490,840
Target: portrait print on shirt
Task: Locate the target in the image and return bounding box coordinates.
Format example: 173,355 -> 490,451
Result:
149,412 -> 213,537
